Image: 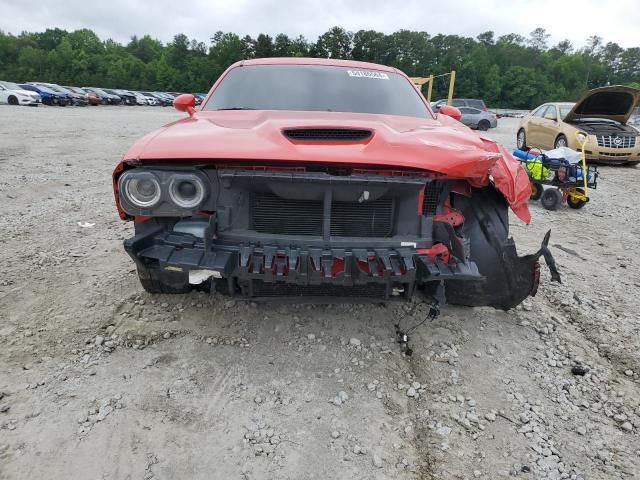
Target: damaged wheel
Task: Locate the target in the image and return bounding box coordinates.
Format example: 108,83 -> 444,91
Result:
444,187 -> 552,310
137,264 -> 190,294
541,188 -> 562,210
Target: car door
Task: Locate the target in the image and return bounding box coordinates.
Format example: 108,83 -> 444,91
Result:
458,107 -> 477,127
0,85 -> 8,104
526,105 -> 550,147
537,105 -> 560,149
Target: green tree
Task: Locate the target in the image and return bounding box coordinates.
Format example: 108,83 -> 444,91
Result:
312,27 -> 352,59
0,26 -> 637,108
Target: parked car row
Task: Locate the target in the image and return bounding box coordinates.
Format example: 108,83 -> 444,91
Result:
0,80 -> 207,107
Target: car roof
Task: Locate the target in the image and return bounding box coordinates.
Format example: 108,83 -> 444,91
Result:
233,57 -> 400,74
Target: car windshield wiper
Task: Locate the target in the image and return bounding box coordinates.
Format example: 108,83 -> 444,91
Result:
215,107 -> 256,111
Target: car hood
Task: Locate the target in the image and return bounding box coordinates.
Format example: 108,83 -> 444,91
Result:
13,89 -> 40,97
122,110 -> 532,222
564,85 -> 640,124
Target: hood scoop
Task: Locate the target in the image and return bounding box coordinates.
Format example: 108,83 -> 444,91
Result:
283,128 -> 373,142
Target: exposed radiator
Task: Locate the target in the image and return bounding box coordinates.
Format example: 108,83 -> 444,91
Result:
250,192 -> 394,237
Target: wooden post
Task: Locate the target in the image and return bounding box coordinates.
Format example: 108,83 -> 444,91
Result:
426,75 -> 434,103
447,70 -> 456,105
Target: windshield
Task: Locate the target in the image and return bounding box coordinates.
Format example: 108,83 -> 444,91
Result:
559,104 -> 574,119
46,85 -> 71,94
203,64 -> 431,118
29,85 -> 57,94
1,81 -> 23,90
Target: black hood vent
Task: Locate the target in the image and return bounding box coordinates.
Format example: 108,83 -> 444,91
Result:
283,128 -> 372,141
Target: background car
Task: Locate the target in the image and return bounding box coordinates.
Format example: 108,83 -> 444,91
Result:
630,106 -> 640,127
30,82 -> 88,106
0,80 -> 41,106
516,86 -> 640,165
138,91 -> 160,106
83,87 -> 122,105
103,88 -> 137,105
19,83 -> 69,106
150,92 -> 174,106
132,91 -> 150,105
64,86 -> 100,105
458,106 -> 497,130
431,98 -> 487,111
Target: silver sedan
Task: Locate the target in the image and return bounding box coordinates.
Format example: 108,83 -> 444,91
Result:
458,107 -> 497,131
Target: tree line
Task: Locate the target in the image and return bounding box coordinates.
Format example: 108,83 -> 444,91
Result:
0,26 -> 638,108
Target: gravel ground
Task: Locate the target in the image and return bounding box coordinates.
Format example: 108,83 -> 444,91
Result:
1,106 -> 639,480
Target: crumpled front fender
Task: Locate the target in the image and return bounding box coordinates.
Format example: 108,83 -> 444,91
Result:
477,138 -> 533,224
444,187 -> 559,310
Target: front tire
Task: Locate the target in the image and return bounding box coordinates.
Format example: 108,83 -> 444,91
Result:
137,264 -> 190,294
517,129 -> 527,149
444,187 -> 545,310
477,120 -> 490,131
554,135 -> 568,149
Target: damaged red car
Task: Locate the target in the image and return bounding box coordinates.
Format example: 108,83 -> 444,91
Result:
113,58 -> 558,309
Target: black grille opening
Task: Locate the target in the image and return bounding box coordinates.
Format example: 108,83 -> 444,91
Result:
423,181 -> 444,215
283,128 -> 372,141
330,198 -> 394,237
250,281 -> 387,299
250,192 -> 394,237
251,192 -> 323,235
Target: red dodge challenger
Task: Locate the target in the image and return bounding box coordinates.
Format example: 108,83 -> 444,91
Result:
113,58 -> 558,309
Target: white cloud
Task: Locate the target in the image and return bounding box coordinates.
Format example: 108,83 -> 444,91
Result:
1,0 -> 638,48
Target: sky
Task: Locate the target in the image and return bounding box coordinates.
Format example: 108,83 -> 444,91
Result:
1,0 -> 639,49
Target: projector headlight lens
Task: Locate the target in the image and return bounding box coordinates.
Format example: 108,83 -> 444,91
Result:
121,172 -> 161,208
169,174 -> 205,209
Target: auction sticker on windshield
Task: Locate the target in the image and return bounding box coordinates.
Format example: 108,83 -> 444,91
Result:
347,70 -> 389,80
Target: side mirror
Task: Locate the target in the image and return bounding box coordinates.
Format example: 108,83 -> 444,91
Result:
174,93 -> 196,116
439,105 -> 462,121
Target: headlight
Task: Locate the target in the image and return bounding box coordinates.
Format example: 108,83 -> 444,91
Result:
121,172 -> 161,207
169,174 -> 205,208
117,169 -> 210,216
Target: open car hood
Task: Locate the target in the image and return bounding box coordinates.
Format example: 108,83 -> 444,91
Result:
564,85 -> 640,124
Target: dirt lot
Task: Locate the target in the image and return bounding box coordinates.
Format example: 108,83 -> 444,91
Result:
1,106 -> 639,480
